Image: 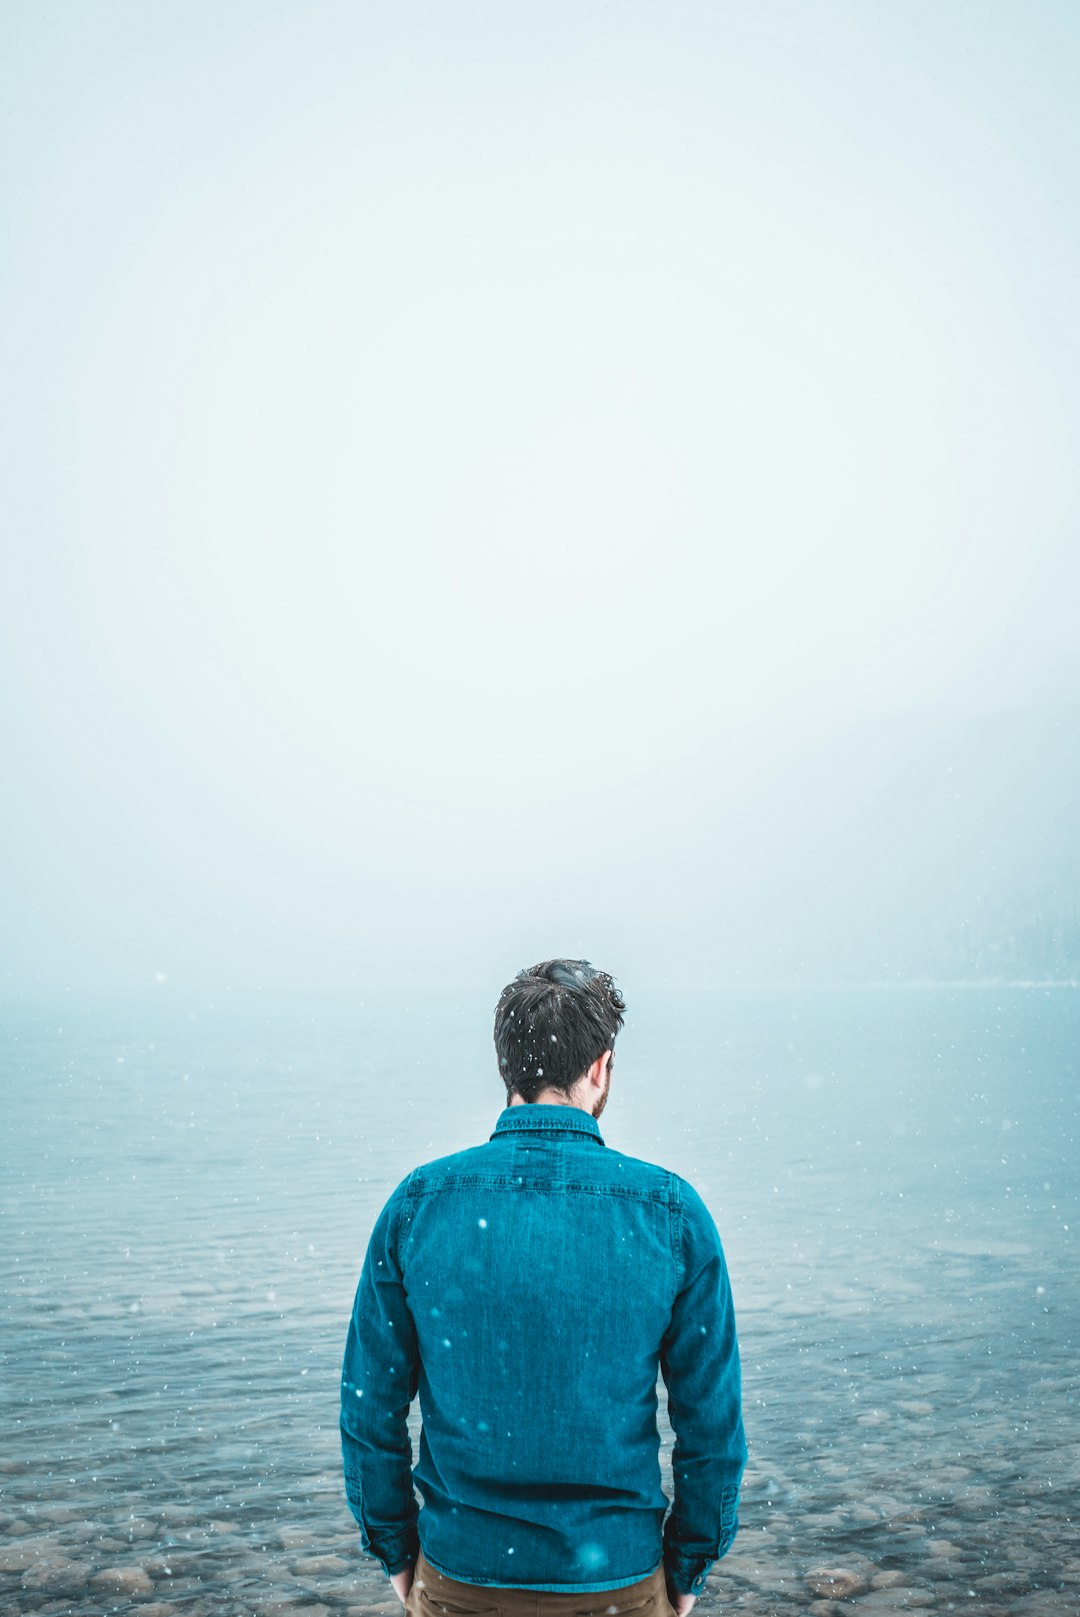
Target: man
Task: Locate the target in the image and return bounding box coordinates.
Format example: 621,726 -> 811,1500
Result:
340,959 -> 747,1616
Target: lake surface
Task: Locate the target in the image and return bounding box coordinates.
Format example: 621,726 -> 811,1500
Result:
1,987 -> 1077,1616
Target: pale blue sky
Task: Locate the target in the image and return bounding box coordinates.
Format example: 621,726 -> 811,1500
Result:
2,2 -> 1079,993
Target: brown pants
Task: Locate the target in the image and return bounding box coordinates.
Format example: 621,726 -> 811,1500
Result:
406,1549 -> 677,1617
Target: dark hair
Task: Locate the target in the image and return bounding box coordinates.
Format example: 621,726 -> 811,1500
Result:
493,959 -> 626,1102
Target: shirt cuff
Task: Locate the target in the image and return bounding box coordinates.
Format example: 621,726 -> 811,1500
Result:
664,1487 -> 741,1594
663,1552 -> 713,1597
382,1544 -> 418,1577
357,1522 -> 419,1578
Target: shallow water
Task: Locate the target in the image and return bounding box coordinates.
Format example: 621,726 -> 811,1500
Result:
1,987 -> 1077,1616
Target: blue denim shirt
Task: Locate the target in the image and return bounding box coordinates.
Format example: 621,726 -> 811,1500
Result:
340,1105 -> 747,1595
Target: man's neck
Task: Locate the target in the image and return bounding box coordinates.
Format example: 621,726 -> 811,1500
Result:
508,1088 -> 588,1112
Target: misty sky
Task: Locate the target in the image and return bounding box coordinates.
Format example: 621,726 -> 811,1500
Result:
2,1 -> 1079,994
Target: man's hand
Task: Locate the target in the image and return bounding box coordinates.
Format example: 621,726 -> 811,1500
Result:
668,1591 -> 696,1617
390,1565 -> 414,1607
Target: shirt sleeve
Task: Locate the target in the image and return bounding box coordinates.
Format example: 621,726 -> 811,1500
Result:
660,1178 -> 748,1596
340,1176 -> 421,1576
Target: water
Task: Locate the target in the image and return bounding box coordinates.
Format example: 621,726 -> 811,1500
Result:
1,987 -> 1077,1616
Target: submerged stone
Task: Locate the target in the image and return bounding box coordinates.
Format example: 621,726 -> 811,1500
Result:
805,1566 -> 870,1599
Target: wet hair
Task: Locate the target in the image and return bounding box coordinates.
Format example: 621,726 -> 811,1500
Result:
493,959 -> 626,1102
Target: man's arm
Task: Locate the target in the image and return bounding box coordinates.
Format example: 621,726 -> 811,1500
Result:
340,1177 -> 420,1581
660,1179 -> 748,1601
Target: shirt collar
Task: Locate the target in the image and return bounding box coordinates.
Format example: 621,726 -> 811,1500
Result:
491,1103 -> 606,1145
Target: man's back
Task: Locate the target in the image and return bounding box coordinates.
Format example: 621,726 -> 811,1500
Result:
341,1104 -> 746,1595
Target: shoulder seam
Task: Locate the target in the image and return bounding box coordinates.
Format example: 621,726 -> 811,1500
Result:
669,1171 -> 684,1290
406,1173 -> 676,1204
389,1172 -> 417,1270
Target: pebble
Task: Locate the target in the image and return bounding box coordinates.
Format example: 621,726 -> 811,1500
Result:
155,1507 -> 196,1527
976,1573 -> 1037,1595
0,1545 -> 39,1574
20,1555 -> 90,1595
291,1553 -> 352,1575
91,1565 -> 156,1596
254,1597 -> 308,1615
855,1589 -> 937,1611
277,1527 -> 313,1550
120,1517 -> 158,1541
805,1566 -> 870,1598
142,1555 -> 177,1577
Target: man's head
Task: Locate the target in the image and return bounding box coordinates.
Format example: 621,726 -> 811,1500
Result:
493,959 -> 626,1112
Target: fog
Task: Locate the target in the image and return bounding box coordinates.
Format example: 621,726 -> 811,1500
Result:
3,1 -> 1079,995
